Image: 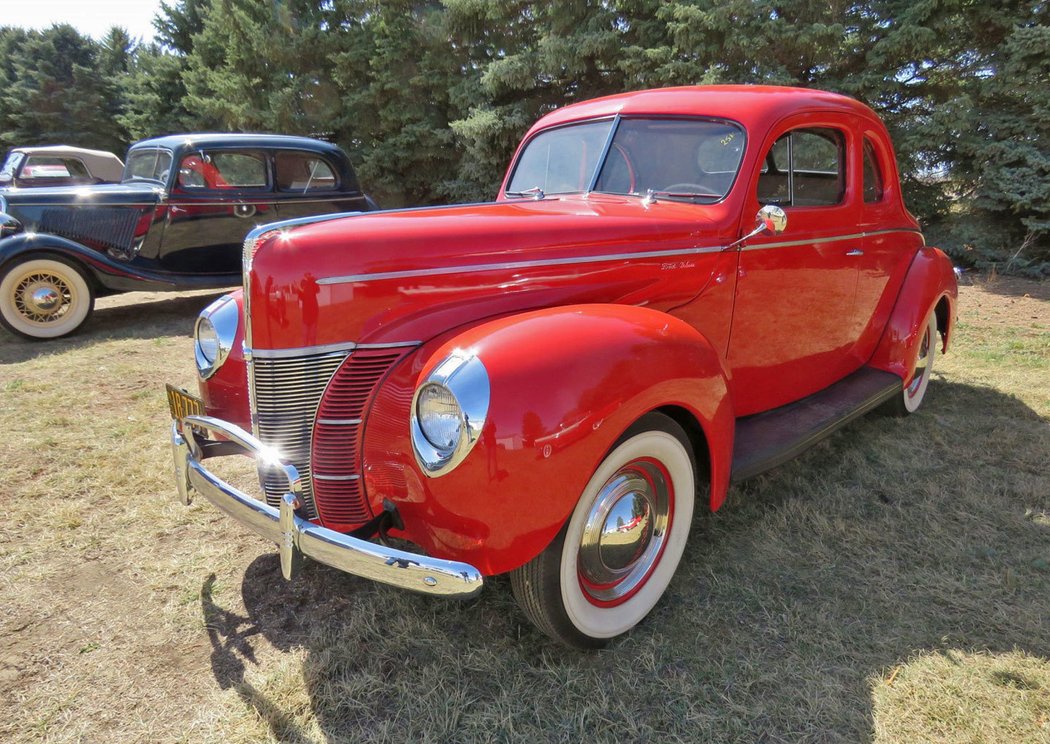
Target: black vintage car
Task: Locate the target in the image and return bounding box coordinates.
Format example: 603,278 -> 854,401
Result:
0,133 -> 376,339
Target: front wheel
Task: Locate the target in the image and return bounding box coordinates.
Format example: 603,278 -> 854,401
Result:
511,412 -> 696,648
0,257 -> 95,340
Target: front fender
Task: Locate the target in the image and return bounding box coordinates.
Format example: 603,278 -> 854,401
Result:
868,246 -> 958,384
0,232 -> 167,291
362,304 -> 735,576
0,232 -> 240,292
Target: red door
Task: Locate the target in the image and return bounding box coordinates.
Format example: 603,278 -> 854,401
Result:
852,133 -> 924,365
728,118 -> 861,416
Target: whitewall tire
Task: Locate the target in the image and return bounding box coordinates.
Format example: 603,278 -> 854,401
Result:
0,257 -> 95,340
511,412 -> 696,648
883,310 -> 938,417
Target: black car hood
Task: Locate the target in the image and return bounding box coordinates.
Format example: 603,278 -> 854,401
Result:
0,182 -> 162,209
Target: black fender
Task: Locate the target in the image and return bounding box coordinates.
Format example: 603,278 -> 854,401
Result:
0,232 -> 239,292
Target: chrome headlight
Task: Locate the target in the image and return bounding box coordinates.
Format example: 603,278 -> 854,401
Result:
411,352 -> 490,477
194,294 -> 238,379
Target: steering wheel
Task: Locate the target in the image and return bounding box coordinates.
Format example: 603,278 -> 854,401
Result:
663,182 -> 718,195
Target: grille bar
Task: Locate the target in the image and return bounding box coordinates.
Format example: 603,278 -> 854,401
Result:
312,349 -> 405,530
252,350 -> 349,518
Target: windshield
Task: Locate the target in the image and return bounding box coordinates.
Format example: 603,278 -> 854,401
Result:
122,148 -> 173,184
507,117 -> 746,201
0,151 -> 25,183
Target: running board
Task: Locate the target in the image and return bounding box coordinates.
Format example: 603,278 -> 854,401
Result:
731,367 -> 902,482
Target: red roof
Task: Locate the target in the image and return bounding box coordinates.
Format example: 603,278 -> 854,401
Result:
526,85 -> 879,137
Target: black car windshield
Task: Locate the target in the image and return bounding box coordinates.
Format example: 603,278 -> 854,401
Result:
506,117 -> 745,201
0,151 -> 25,183
122,148 -> 173,184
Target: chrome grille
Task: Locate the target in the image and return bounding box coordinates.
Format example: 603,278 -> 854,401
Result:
252,350 -> 350,518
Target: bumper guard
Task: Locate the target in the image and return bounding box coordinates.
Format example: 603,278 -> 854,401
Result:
171,415 -> 483,598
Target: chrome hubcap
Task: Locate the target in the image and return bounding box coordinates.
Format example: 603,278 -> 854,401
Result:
30,286 -> 61,312
578,459 -> 672,605
14,273 -> 72,323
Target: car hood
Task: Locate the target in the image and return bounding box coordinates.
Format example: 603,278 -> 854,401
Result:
247,193 -> 740,350
0,182 -> 162,209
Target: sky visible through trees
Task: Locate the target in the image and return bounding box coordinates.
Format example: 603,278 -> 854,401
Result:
1,0 -> 1047,275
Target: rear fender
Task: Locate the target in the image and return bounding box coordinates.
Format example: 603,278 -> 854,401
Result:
362,304 -> 735,576
868,246 -> 958,384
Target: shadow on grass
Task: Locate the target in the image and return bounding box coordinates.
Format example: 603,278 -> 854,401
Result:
201,378 -> 1049,742
966,274 -> 1050,302
0,289 -> 227,364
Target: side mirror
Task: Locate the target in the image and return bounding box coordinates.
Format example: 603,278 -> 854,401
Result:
756,204 -> 787,235
727,204 -> 787,250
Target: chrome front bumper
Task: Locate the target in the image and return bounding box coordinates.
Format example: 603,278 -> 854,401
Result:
171,415 -> 483,598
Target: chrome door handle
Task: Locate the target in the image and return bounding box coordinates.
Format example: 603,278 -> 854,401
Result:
846,248 -> 864,257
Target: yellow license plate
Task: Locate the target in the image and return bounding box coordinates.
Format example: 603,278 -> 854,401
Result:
166,384 -> 205,421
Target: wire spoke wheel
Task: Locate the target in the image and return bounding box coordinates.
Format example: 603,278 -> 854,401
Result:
0,258 -> 94,339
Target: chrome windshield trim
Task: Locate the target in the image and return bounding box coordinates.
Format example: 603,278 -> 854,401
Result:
318,245 -> 727,286
586,114 -> 621,193
244,340 -> 420,360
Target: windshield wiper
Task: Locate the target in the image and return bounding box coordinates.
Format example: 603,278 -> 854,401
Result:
639,189 -> 721,203
504,186 -> 545,200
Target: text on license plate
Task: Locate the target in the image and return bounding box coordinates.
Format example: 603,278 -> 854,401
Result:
166,384 -> 205,421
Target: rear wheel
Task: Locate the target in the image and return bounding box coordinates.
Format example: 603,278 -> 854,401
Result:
511,412 -> 696,648
0,257 -> 95,340
882,310 -> 937,416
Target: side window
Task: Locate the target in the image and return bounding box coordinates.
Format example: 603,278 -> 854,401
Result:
177,150 -> 268,190
863,138 -> 884,203
757,128 -> 845,207
23,156 -> 89,180
275,151 -> 338,192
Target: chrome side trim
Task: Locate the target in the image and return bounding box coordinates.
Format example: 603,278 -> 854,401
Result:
317,418 -> 362,426
318,245 -> 727,286
314,473 -> 361,481
171,416 -> 483,596
741,228 -> 923,252
245,340 -> 420,360
317,228 -> 925,287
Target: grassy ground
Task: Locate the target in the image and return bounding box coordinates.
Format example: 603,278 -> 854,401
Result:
0,275 -> 1047,743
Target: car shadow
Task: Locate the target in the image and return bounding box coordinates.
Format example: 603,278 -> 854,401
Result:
199,378 -> 1049,741
0,290 -> 228,365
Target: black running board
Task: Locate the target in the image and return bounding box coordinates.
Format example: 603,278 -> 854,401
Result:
730,367 -> 901,482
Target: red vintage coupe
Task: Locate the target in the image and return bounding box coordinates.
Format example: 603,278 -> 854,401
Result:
169,86 -> 958,648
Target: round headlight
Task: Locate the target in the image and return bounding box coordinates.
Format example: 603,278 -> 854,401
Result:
197,317 -> 219,365
416,383 -> 463,452
194,294 -> 238,379
410,353 -> 490,477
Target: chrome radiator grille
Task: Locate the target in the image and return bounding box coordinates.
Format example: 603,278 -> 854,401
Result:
252,350 -> 350,518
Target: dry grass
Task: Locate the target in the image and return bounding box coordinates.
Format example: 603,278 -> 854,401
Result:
0,276 -> 1047,743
